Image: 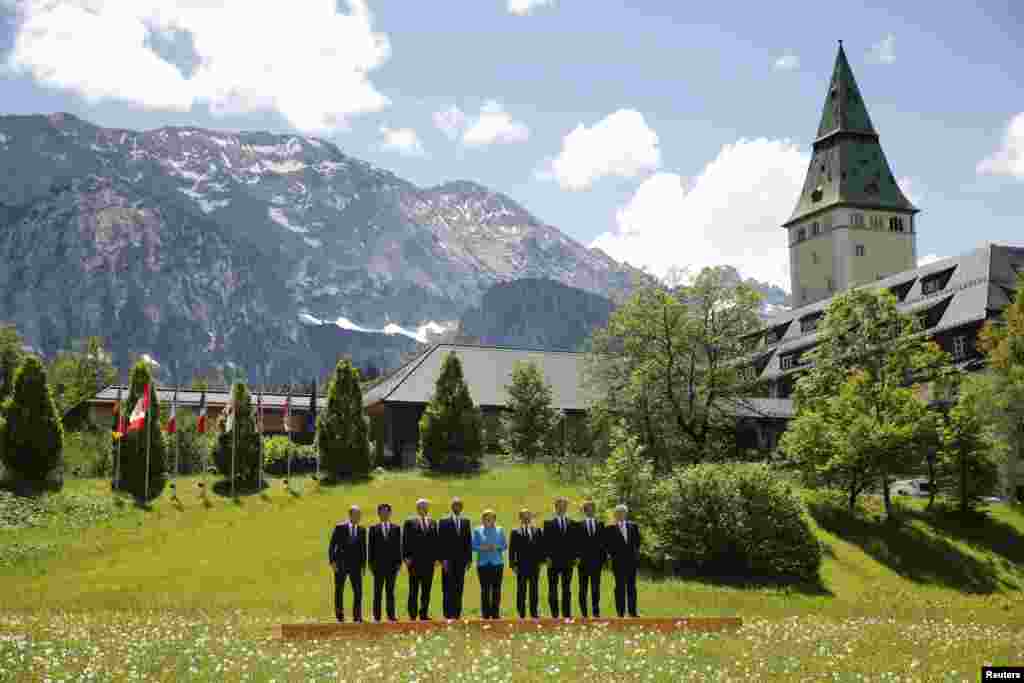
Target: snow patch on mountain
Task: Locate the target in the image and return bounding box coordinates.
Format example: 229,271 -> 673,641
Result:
298,313 -> 453,343
263,159 -> 306,174
268,207 -> 308,233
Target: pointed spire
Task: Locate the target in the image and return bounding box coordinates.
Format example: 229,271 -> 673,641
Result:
815,42 -> 877,141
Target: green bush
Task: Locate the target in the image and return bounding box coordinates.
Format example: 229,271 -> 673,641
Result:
63,430 -> 113,478
1,356 -> 64,491
649,462 -> 822,582
161,411 -> 214,476
418,352 -> 484,473
263,436 -> 317,476
213,384 -> 262,484
318,360 -> 373,480
587,424 -> 654,521
116,362 -> 167,503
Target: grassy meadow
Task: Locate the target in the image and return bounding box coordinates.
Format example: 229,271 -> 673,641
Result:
2,464 -> 1024,681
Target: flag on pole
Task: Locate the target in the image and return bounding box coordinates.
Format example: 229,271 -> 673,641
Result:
308,379 -> 317,433
224,391 -> 236,433
196,391 -> 208,434
111,386 -> 123,440
256,388 -> 263,434
165,388 -> 178,433
284,388 -> 292,434
126,384 -> 150,433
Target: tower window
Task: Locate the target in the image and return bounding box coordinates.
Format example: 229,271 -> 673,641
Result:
812,251 -> 819,264
870,215 -> 883,230
851,212 -> 864,226
812,222 -> 820,236
889,216 -> 905,232
856,244 -> 865,257
826,277 -> 834,291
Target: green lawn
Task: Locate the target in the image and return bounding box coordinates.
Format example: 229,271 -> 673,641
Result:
2,465 -> 1023,681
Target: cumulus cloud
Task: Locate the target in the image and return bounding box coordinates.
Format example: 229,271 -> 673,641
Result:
773,52 -> 800,71
917,254 -> 945,267
462,100 -> 530,146
539,109 -> 661,190
977,112 -> 1024,179
868,34 -> 896,64
590,138 -> 809,289
432,104 -> 466,140
508,0 -> 555,15
380,126 -> 425,157
5,0 -> 391,132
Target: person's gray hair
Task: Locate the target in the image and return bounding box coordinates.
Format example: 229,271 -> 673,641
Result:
349,504 -> 361,513
416,498 -> 430,507
614,504 -> 628,514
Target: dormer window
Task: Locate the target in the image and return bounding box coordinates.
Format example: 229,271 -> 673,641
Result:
952,335 -> 969,360
921,267 -> 955,296
800,313 -> 823,334
780,353 -> 796,371
811,188 -> 823,202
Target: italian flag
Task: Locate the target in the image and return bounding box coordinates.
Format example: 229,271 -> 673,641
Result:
196,391 -> 208,434
126,384 -> 150,433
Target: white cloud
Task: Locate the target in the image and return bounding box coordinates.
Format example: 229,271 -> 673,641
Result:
590,138 -> 809,290
508,0 -> 555,16
868,34 -> 896,64
977,112 -> 1024,179
462,100 -> 530,146
380,126 -> 425,157
539,109 -> 661,191
917,254 -> 945,267
773,52 -> 800,71
5,0 -> 391,132
432,104 -> 466,140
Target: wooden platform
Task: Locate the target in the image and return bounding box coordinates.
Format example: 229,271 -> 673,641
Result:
279,617 -> 742,640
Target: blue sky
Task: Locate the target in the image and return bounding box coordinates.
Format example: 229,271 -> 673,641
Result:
1,0 -> 1021,290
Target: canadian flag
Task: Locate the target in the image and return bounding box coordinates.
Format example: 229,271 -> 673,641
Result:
165,390 -> 177,434
126,384 -> 150,433
196,391 -> 208,434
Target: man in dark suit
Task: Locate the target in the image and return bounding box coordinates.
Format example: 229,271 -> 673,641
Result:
576,500 -> 606,618
368,502 -> 402,622
438,496 -> 472,619
402,498 -> 438,620
509,508 -> 544,619
605,503 -> 641,618
328,504 -> 367,622
543,496 -> 578,618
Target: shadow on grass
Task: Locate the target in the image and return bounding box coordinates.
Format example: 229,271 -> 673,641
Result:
807,500 -> 1019,594
211,479 -> 270,500
647,565 -> 833,597
904,505 -> 1024,568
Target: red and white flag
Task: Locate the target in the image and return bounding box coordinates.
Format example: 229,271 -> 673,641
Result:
126,384 -> 150,433
196,391 -> 208,434
165,389 -> 177,434
284,390 -> 292,434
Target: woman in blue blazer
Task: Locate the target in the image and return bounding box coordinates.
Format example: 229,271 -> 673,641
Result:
472,509 -> 507,619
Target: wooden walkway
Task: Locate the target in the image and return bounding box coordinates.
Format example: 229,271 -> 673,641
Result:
279,617 -> 742,640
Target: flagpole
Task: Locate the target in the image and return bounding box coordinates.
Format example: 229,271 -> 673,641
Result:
231,385 -> 237,500
144,383 -> 152,504
113,385 -> 122,495
172,385 -> 179,500
257,384 -> 263,492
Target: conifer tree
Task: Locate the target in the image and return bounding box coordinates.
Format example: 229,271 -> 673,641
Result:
213,383 -> 262,486
502,360 -> 559,462
417,352 -> 484,472
117,361 -> 167,502
318,360 -> 373,480
0,356 -> 64,490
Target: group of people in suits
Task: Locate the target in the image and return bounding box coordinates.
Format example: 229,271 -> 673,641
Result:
328,496 -> 642,622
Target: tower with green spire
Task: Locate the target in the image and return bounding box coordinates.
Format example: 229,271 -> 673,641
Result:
785,41 -> 919,306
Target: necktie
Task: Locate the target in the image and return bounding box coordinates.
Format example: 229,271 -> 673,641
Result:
351,524 -> 356,540
621,523 -> 627,542
421,518 -> 426,532
455,516 -> 460,533
524,526 -> 531,540
588,519 -> 593,537
384,522 -> 388,536
559,517 -> 565,533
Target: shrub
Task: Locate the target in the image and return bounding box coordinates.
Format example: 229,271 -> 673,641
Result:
161,411 -> 214,476
213,384 -> 262,484
649,462 -> 822,582
116,362 -> 167,503
587,424 -> 654,522
318,360 -> 373,480
263,436 -> 317,476
417,352 -> 484,473
63,430 -> 113,478
1,356 -> 65,491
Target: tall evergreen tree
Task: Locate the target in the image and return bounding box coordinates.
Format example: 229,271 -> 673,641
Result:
502,360 -> 559,462
116,361 -> 167,503
318,360 -> 373,480
417,352 -> 484,472
0,356 -> 64,490
213,383 -> 262,486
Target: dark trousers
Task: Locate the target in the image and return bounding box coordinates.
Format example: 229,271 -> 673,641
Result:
407,563 -> 434,620
372,568 -> 398,621
334,568 -> 363,621
613,564 -> 638,617
478,564 -> 503,619
516,570 -> 540,618
442,563 -> 469,618
578,563 -> 602,617
547,565 -> 573,617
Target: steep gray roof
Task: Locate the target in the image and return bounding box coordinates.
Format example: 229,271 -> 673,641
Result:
363,344 -> 594,411
88,386 -> 326,410
749,243 -> 1024,382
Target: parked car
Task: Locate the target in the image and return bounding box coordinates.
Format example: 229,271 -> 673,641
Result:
892,478 -> 931,497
